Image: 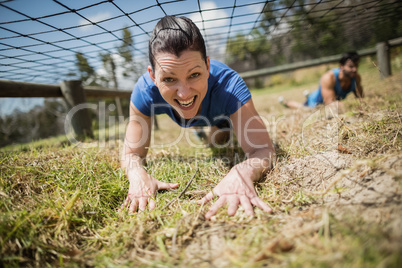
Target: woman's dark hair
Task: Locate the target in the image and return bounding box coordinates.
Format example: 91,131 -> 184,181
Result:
149,16 -> 207,71
339,51 -> 360,65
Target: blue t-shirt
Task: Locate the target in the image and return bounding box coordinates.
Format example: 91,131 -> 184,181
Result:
306,68 -> 356,107
131,60 -> 251,128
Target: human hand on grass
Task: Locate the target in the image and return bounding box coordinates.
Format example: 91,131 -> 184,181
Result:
197,167 -> 272,220
121,167 -> 179,212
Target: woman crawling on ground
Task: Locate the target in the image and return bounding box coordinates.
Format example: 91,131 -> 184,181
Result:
121,16 -> 275,220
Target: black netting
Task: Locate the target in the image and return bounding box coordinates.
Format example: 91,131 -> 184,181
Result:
0,0 -> 401,85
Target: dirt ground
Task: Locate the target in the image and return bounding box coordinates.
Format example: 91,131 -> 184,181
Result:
181,149 -> 401,266
170,72 -> 402,266
276,151 -> 401,232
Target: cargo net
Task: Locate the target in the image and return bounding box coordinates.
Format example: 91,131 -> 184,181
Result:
0,0 -> 401,85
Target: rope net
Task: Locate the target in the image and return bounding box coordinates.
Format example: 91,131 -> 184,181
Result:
0,0 -> 401,86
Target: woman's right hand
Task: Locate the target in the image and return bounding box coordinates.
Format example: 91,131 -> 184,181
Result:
121,166 -> 179,212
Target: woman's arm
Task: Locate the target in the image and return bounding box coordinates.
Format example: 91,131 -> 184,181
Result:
121,102 -> 151,170
198,99 -> 275,219
121,102 -> 178,212
231,98 -> 275,176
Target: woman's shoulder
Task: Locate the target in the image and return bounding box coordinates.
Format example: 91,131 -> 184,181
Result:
209,60 -> 242,89
135,71 -> 155,90
210,60 -> 236,75
207,60 -> 251,112
133,72 -> 160,98
210,59 -> 230,68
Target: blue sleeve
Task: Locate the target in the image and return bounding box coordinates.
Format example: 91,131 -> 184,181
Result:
225,72 -> 251,114
130,75 -> 153,117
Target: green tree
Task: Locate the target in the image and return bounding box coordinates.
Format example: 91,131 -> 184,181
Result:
99,53 -> 118,87
260,0 -> 281,33
226,28 -> 271,69
99,52 -> 123,117
117,27 -> 136,78
0,100 -> 67,147
75,52 -> 96,85
290,12 -> 348,58
372,0 -> 402,43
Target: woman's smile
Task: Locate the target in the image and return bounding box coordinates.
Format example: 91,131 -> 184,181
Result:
175,96 -> 197,109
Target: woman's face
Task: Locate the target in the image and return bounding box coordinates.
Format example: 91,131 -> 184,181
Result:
149,50 -> 210,119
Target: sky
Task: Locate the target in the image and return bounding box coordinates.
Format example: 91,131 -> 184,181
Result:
0,0 -> 266,115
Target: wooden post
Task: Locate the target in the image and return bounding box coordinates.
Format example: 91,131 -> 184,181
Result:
153,116 -> 159,130
376,41 -> 391,79
60,80 -> 94,140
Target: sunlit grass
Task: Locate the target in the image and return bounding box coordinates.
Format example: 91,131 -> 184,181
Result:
1,54 -> 402,267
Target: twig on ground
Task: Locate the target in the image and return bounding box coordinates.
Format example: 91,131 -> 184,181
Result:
392,129 -> 400,146
164,168 -> 199,209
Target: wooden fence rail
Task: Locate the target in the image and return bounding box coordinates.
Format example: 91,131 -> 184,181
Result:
0,79 -> 132,140
239,37 -> 402,80
0,80 -> 132,98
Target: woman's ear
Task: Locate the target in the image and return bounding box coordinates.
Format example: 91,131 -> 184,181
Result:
148,65 -> 156,83
205,56 -> 211,79
206,56 -> 211,73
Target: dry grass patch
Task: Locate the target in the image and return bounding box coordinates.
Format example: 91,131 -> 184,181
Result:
1,66 -> 402,267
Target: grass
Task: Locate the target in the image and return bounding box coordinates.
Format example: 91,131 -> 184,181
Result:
1,53 -> 402,267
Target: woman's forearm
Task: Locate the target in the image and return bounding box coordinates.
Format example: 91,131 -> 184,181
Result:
121,152 -> 147,175
234,148 -> 275,182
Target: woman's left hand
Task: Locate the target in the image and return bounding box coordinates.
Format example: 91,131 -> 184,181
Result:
197,166 -> 272,220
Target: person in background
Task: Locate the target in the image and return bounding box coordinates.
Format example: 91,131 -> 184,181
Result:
121,16 -> 275,220
279,52 -> 364,110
